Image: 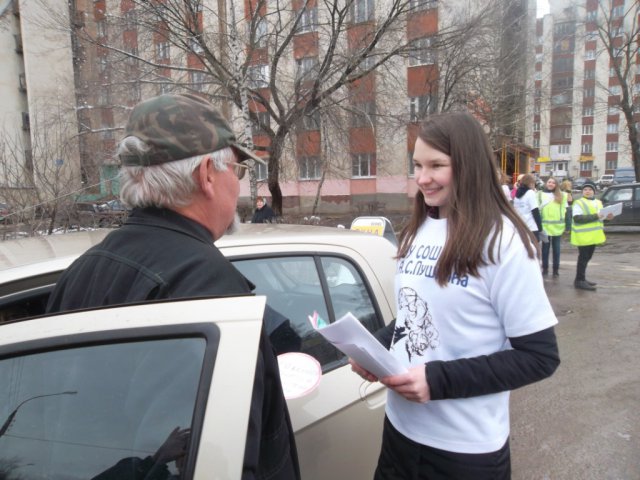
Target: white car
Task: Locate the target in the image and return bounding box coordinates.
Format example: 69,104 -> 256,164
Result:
0,224 -> 397,479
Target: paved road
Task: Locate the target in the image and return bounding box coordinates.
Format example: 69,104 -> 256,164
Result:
510,232 -> 640,479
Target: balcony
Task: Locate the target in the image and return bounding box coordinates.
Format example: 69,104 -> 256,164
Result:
14,34 -> 23,54
18,73 -> 27,93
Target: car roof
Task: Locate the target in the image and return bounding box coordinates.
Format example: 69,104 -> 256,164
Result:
0,223 -> 395,284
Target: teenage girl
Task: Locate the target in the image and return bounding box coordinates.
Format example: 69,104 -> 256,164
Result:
351,112 -> 560,480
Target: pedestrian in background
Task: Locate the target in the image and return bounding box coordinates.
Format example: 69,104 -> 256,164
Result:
510,173 -> 524,200
560,179 -> 574,231
513,173 -> 543,242
571,181 -> 613,291
538,177 -> 569,276
350,112 -> 559,480
251,196 -> 276,223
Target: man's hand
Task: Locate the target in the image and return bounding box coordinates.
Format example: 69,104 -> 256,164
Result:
153,426 -> 191,464
380,365 -> 431,404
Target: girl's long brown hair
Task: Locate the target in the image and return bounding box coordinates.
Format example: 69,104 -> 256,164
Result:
397,112 -> 536,286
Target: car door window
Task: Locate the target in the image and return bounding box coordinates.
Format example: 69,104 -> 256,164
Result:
233,255 -> 382,372
0,337 -> 205,479
605,188 -> 633,202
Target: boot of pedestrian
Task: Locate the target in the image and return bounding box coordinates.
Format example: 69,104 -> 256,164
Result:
552,269 -> 559,277
585,279 -> 597,286
574,280 -> 596,291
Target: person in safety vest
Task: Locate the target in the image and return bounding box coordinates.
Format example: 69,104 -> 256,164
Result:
537,177 -> 569,276
570,181 -> 613,291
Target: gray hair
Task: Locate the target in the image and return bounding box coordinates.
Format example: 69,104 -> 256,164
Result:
117,136 -> 236,208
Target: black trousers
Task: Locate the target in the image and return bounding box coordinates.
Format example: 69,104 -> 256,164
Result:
374,416 -> 511,480
576,245 -> 596,281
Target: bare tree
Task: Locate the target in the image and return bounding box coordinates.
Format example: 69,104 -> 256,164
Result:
60,0 -> 496,213
591,0 -> 640,179
0,102 -> 84,236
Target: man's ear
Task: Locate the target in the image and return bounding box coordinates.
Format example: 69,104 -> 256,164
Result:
197,156 -> 216,198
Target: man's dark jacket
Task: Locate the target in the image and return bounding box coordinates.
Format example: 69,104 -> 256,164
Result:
47,207 -> 300,480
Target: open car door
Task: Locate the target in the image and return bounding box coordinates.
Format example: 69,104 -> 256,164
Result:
0,296 -> 266,480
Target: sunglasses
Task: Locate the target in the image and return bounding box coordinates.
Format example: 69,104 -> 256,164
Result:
231,162 -> 251,180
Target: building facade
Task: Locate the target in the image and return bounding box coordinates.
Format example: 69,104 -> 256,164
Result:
531,0 -> 639,181
2,0 -> 536,219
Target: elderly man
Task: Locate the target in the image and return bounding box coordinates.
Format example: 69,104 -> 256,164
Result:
47,94 -> 300,479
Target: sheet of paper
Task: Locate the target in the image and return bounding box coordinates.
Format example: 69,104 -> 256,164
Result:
311,312 -> 407,378
601,202 -> 622,217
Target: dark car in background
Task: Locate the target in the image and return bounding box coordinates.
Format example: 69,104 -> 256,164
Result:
571,177 -> 592,192
601,182 -> 640,226
0,203 -> 11,224
612,167 -> 637,186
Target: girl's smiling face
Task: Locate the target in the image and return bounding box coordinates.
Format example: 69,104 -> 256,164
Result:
413,138 -> 453,218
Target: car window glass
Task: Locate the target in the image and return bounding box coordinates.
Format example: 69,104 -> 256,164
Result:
605,188 -> 632,202
0,338 -> 205,479
233,255 -> 381,372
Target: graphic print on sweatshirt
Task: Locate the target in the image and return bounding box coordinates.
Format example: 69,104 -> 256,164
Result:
392,286 -> 440,361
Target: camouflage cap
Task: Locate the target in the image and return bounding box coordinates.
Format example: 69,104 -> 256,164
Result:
119,93 -> 266,166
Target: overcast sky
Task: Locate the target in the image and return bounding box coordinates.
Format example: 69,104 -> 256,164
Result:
537,0 -> 550,17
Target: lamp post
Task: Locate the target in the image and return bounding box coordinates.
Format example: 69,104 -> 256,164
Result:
0,391 -> 77,438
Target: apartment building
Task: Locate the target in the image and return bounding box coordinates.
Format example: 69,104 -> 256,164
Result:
531,0 -> 639,181
2,0 -> 535,217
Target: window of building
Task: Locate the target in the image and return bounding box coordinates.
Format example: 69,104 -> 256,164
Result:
296,57 -> 318,81
580,160 -> 593,172
584,49 -> 596,60
582,124 -> 593,135
299,155 -> 322,180
583,106 -> 594,116
610,85 -> 621,96
535,53 -> 543,63
609,67 -> 617,77
256,17 -> 268,48
606,159 -> 617,170
409,94 -> 436,122
585,9 -> 597,21
534,71 -> 542,81
536,35 -> 543,45
606,142 -> 618,152
409,37 -> 436,66
352,153 -> 376,178
98,56 -> 108,72
351,0 -> 374,23
191,70 -> 206,91
612,26 -> 623,38
585,30 -> 598,40
552,57 -> 573,72
297,7 -> 318,33
607,123 -> 618,134
98,88 -> 110,106
533,138 -> 540,148
124,9 -> 137,30
189,35 -> 204,53
558,144 -> 570,154
534,103 -> 541,114
533,122 -> 540,132
125,45 -> 138,65
255,160 -> 268,180
248,64 -> 270,88
554,22 -> 575,36
301,110 -> 321,130
156,41 -> 170,60
634,84 -> 640,95
408,0 -> 437,12
611,5 -> 624,18
583,87 -> 594,98
187,0 -> 204,12
130,81 -> 141,102
252,111 -> 270,135
351,101 -> 376,128
96,20 -> 107,38
584,68 -> 595,79
581,143 -> 592,154
101,122 -> 114,139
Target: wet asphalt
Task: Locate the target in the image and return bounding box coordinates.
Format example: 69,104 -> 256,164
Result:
510,229 -> 640,479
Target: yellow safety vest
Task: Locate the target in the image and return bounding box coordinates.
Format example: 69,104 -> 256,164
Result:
538,191 -> 568,236
570,197 -> 606,246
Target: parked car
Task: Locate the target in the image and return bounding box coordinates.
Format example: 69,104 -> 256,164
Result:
73,201 -> 127,227
596,174 -> 614,189
0,224 -> 397,479
571,177 -> 592,192
0,203 -> 11,223
601,182 -> 640,226
612,167 -> 637,185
